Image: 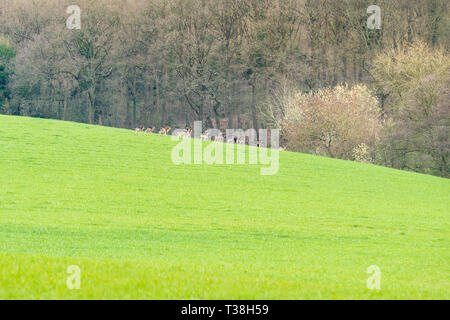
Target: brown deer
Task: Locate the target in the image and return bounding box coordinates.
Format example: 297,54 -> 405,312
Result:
158,126 -> 172,136
134,126 -> 145,134
173,128 -> 192,139
145,126 -> 155,135
187,128 -> 193,137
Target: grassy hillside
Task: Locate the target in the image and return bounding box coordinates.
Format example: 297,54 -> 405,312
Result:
0,115 -> 448,299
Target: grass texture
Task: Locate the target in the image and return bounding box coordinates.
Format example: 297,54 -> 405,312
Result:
0,115 -> 448,299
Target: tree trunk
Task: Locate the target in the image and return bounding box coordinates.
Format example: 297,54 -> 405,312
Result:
63,94 -> 68,121
132,71 -> 137,128
88,88 -> 95,124
159,73 -> 166,127
250,83 -> 259,139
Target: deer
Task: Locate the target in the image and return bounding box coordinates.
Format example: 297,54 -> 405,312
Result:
232,136 -> 245,144
187,128 -> 193,137
201,129 -> 225,142
173,128 -> 192,139
214,135 -> 224,142
134,126 -> 145,134
201,131 -> 210,140
226,137 -> 234,144
145,126 -> 155,135
182,127 -> 193,138
158,126 -> 171,136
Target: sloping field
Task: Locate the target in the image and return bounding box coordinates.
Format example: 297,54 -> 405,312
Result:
0,115 -> 448,299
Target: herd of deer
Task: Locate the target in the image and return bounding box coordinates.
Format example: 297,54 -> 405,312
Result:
135,126 -> 226,141
134,126 -> 244,143
134,125 -> 287,150
134,126 -> 171,136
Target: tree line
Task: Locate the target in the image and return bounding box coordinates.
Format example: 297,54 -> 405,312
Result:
0,0 -> 448,176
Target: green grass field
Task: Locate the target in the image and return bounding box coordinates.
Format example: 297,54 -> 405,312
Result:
0,115 -> 448,299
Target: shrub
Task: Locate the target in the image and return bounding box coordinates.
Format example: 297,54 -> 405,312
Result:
353,143 -> 373,164
378,72 -> 449,177
373,42 -> 450,177
0,37 -> 15,112
281,84 -> 382,161
372,41 -> 449,116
